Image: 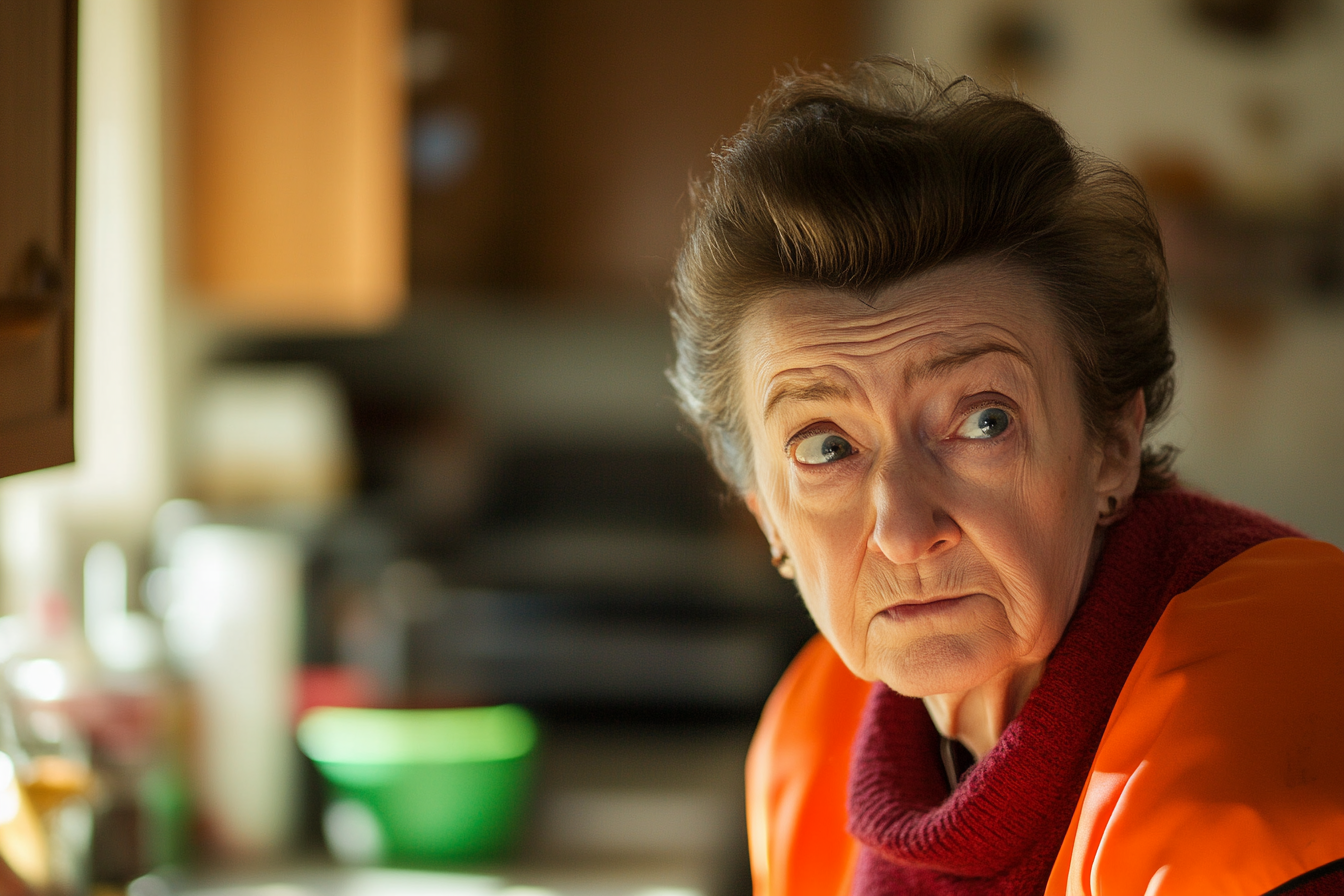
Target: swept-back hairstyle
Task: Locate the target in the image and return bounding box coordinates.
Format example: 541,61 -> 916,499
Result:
669,57 -> 1175,494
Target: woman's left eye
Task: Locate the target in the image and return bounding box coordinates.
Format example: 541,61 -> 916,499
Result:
957,406 -> 1011,440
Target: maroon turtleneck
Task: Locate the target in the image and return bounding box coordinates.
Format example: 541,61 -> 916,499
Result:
846,488 -> 1303,895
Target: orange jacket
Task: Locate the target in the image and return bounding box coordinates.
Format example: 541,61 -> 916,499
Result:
746,538 -> 1344,896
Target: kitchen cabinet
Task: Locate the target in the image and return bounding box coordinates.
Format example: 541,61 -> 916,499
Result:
179,0 -> 407,329
408,0 -> 863,298
0,0 -> 77,478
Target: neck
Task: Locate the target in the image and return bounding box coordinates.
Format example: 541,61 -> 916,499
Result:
922,661 -> 1047,760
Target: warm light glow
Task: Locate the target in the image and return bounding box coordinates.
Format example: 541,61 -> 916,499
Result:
0,750 -> 49,887
10,659 -> 66,702
0,753 -> 18,824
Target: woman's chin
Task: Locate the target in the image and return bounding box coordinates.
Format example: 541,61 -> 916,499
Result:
868,633 -> 1015,698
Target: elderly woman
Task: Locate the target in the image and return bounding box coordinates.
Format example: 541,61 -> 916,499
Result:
670,59 -> 1344,896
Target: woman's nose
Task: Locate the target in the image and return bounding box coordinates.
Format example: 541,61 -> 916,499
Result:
868,467 -> 962,565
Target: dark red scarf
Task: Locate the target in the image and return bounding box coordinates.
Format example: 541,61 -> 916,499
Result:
847,488 -> 1299,895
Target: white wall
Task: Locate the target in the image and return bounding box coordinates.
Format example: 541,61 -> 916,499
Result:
1163,299 -> 1344,546
882,0 -> 1344,202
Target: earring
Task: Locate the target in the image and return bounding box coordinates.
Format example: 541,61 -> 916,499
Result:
771,551 -> 796,579
1098,495 -> 1120,522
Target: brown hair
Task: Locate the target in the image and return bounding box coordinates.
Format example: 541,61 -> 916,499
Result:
669,57 -> 1175,494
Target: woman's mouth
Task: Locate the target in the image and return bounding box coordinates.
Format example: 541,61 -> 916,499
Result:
881,595 -> 973,622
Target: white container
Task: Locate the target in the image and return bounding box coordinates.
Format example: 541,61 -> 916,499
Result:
164,525 -> 301,859
188,366 -> 355,511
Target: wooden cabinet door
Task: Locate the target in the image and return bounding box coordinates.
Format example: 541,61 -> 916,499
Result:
180,0 -> 407,329
0,0 -> 76,478
407,0 -> 862,298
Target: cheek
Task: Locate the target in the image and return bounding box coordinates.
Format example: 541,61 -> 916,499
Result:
989,450 -> 1098,637
944,463 -> 1073,616
774,487 -> 873,639
1032,444 -> 1103,563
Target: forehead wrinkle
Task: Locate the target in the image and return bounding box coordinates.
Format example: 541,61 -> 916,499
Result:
779,304 -> 1037,360
762,323 -> 1035,389
745,288 -> 1050,434
755,328 -> 1037,426
795,311 -> 928,354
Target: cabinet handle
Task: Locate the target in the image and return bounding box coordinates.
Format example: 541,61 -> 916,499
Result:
7,242 -> 63,300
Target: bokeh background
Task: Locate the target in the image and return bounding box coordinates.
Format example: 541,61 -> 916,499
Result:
0,1 -> 1340,894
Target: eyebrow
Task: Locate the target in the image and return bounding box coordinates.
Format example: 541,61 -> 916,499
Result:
762,380 -> 852,422
761,341 -> 1031,422
906,341 -> 1032,387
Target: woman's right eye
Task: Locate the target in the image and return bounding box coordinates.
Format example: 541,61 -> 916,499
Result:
792,432 -> 855,465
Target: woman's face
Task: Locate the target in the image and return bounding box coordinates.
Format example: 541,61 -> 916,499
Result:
740,260 -> 1137,698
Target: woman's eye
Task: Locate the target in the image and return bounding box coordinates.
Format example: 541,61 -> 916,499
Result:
958,407 -> 1011,440
792,432 -> 855,465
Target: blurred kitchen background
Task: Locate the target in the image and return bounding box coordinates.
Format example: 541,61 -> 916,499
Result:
0,0 -> 1340,894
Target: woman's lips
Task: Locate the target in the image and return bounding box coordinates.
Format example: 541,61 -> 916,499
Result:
881,594 -> 973,622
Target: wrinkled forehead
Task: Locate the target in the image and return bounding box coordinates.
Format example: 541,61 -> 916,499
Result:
737,259 -> 1064,402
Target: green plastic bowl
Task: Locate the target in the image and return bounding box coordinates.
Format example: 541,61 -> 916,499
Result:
297,705 -> 537,862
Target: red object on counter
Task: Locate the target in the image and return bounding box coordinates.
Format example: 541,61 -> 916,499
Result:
294,665 -> 377,724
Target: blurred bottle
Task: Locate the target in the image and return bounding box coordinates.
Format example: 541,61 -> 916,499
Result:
82,541 -> 188,886
161,524 -> 303,862
0,591 -> 96,894
0,696 -> 54,892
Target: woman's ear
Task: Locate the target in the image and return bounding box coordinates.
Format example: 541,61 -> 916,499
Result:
745,492 -> 794,578
1096,390 -> 1147,525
